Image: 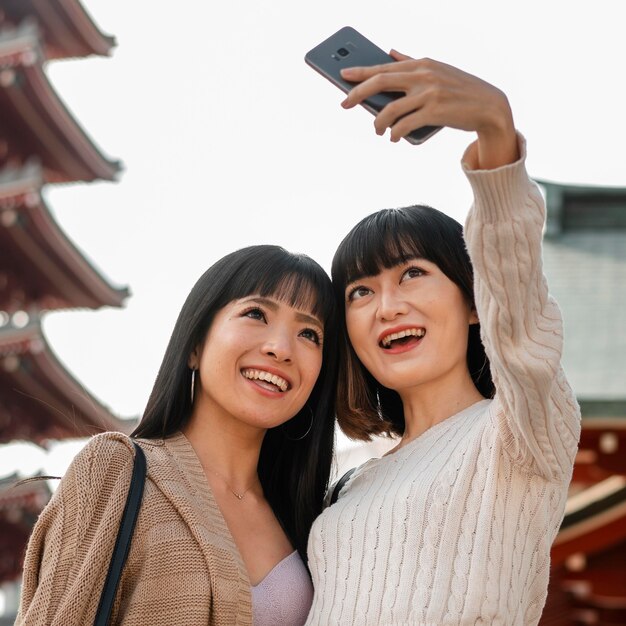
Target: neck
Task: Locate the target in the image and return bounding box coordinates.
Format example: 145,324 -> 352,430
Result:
397,368 -> 485,446
182,404 -> 265,494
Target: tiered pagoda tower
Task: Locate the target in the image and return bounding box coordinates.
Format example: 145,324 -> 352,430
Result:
0,0 -> 130,603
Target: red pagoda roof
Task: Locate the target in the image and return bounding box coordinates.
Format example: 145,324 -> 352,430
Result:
0,0 -> 116,60
0,161 -> 129,312
0,21 -> 121,182
0,319 -> 133,445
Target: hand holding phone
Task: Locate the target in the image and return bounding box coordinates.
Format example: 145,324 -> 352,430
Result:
306,27 -> 518,166
305,27 -> 442,145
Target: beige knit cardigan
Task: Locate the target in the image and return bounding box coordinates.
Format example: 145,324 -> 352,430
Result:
16,431 -> 253,625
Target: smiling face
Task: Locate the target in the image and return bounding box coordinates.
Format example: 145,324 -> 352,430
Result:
344,258 -> 478,396
189,295 -> 324,432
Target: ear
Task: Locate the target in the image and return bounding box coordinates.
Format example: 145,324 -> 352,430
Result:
188,346 -> 199,369
469,307 -> 479,325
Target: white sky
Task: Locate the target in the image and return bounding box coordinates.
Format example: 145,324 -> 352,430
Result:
1,0 -> 625,478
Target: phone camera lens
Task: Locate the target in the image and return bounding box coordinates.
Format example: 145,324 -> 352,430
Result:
337,47 -> 349,57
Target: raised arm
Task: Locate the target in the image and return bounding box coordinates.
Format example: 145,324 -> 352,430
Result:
341,54 -> 580,479
463,143 -> 581,480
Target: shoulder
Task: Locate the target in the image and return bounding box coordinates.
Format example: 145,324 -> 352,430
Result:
27,433 -> 143,555
70,431 -> 136,475
81,430 -> 137,455
56,432 -> 141,509
78,432 -> 198,491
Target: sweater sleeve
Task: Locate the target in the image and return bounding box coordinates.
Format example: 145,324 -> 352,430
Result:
15,432 -> 136,626
462,134 -> 581,481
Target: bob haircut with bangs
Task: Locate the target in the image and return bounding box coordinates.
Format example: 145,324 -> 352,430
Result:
331,205 -> 494,441
133,244 -> 338,559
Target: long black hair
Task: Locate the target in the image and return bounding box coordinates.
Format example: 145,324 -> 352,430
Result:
331,205 -> 493,440
132,245 -> 338,558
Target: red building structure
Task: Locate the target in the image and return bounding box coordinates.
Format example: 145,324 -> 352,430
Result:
0,0 -> 130,616
541,415 -> 626,624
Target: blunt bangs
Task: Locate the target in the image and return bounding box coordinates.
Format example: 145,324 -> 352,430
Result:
217,247 -> 335,325
331,206 -> 473,304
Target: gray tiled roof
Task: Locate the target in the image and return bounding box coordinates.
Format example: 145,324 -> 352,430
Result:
543,232 -> 626,399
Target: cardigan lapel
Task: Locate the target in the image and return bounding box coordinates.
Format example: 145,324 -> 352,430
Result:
138,433 -> 253,625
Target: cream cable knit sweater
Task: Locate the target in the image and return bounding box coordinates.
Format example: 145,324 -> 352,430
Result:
305,136 -> 581,626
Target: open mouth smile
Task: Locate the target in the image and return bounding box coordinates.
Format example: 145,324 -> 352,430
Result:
241,368 -> 290,393
379,327 -> 426,350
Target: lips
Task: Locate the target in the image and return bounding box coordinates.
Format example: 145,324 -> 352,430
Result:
379,326 -> 426,349
241,368 -> 291,392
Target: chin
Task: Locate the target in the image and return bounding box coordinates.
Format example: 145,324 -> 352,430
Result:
241,412 -> 294,431
374,365 -> 427,390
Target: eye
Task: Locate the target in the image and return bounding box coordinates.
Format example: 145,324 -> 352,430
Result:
347,285 -> 372,302
242,306 -> 266,322
299,328 -> 322,345
400,266 -> 425,282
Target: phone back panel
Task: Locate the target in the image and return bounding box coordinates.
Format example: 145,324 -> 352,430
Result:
305,26 -> 441,144
305,26 -> 398,111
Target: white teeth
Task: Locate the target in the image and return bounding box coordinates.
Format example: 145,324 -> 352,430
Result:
242,369 -> 289,392
381,328 -> 426,347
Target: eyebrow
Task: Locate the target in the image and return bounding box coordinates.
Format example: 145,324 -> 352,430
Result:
345,256 -> 427,287
241,296 -> 323,329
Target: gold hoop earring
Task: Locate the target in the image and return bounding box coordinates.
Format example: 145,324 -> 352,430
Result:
282,405 -> 314,441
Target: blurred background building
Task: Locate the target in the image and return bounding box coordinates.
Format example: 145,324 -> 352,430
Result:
538,180 -> 626,625
0,1 -> 624,624
0,0 -> 130,621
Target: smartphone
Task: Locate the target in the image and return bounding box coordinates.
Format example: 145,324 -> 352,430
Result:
305,26 -> 442,145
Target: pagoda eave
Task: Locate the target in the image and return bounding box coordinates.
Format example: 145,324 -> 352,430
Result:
0,22 -> 121,183
0,322 -> 134,446
0,0 -> 116,60
1,163 -> 129,312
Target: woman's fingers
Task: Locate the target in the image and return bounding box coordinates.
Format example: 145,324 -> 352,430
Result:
341,70 -> 415,109
388,109 -> 431,142
342,58 -> 511,132
389,49 -> 413,62
373,93 -> 426,135
340,58 -> 441,111
340,58 -> 421,84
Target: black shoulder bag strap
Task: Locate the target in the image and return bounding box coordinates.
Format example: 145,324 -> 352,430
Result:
330,467 -> 356,506
93,441 -> 147,626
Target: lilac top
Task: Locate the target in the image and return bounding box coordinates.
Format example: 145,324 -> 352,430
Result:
251,550 -> 313,626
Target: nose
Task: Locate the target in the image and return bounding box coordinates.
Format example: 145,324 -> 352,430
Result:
377,287 -> 410,322
262,328 -> 293,362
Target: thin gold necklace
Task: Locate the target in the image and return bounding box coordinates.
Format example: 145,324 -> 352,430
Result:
208,467 -> 256,501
